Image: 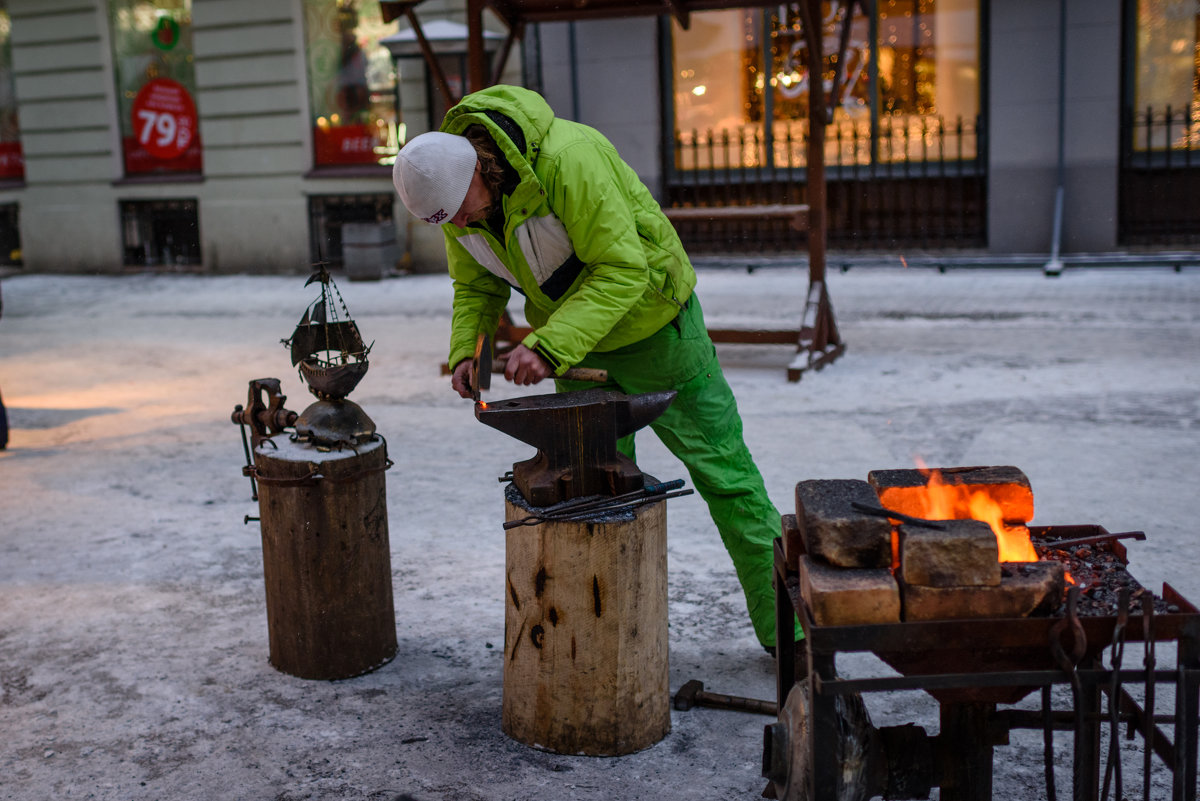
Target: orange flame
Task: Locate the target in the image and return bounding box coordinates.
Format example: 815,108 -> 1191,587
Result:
914,464 -> 1039,563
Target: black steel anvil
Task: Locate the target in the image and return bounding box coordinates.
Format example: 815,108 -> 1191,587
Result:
475,388 -> 677,507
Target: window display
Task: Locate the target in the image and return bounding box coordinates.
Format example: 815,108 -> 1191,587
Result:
0,1 -> 23,182
303,0 -> 399,168
1132,0 -> 1200,151
109,0 -> 201,176
671,1 -> 980,170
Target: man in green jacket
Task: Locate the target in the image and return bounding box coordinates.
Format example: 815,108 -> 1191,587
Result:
392,85 -> 786,651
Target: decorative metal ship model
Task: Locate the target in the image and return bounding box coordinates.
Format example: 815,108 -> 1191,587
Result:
282,265 -> 376,448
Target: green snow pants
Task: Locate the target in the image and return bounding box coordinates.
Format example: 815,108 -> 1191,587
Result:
555,295 -> 790,648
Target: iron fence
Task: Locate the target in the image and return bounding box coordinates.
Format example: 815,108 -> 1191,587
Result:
1120,104 -> 1200,245
666,114 -> 986,253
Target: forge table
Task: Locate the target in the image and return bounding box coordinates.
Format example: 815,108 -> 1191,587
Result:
771,538 -> 1200,801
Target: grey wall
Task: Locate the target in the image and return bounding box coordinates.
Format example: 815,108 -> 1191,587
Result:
988,0 -> 1121,254
533,18 -> 663,199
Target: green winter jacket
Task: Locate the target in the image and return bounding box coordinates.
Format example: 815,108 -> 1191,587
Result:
438,85 -> 696,375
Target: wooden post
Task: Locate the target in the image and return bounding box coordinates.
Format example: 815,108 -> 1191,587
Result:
502,495 -> 670,755
253,436 -> 396,680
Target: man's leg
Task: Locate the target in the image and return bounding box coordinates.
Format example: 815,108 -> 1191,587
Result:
565,298 -> 786,648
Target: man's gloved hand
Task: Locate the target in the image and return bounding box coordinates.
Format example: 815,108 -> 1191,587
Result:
504,344 -> 551,386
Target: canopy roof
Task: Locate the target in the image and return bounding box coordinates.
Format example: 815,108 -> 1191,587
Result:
380,1 -> 784,30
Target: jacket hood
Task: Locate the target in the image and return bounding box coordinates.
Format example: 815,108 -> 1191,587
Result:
440,85 -> 554,164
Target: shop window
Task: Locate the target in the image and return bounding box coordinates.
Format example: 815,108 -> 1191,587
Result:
1129,0 -> 1200,152
0,203 -> 20,265
670,0 -> 981,171
308,193 -> 394,267
302,1 -> 400,169
0,1 -> 23,183
109,0 -> 202,177
120,199 -> 201,267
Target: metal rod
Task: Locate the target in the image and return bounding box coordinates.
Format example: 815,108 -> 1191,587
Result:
849,501 -> 947,530
812,668 -> 1200,696
1038,531 -> 1147,550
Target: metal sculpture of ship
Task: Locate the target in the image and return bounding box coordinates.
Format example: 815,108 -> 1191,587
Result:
286,266 -> 372,400
282,265 -> 376,448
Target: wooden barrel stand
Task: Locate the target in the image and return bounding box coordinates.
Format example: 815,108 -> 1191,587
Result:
502,490 -> 670,755
253,436 -> 396,680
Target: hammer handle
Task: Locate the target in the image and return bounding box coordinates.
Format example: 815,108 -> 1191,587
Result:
698,690 -> 777,716
560,367 -> 609,383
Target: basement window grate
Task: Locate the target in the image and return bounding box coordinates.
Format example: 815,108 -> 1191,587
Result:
120,199 -> 202,268
308,194 -> 394,268
0,203 -> 20,266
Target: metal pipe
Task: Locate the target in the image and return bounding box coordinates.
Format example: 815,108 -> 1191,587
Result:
1044,0 -> 1068,277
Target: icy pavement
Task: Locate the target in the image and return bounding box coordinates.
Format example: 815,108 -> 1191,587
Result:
1,264 -> 1198,800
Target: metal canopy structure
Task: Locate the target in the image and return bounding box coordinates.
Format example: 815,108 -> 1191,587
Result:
382,0 -> 848,380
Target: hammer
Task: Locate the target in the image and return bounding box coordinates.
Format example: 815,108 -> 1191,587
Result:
672,679 -> 777,716
471,332 -> 608,400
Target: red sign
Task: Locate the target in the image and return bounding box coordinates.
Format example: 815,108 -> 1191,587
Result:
313,124 -> 382,166
131,78 -> 197,161
0,141 -> 24,181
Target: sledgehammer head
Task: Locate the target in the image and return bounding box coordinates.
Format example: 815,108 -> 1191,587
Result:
673,679 -> 705,711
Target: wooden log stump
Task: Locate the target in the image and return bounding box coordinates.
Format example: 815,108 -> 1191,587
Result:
502,489 -> 670,755
253,436 -> 396,680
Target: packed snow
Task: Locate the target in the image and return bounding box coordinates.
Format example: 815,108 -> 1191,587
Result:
1,262 -> 1198,800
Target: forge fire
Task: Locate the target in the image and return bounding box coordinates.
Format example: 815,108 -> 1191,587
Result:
786,464 -> 1164,625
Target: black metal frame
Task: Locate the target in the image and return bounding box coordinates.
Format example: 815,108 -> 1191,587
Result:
0,202 -> 21,266
118,198 -> 202,269
1118,0 -> 1200,245
306,193 -> 395,269
772,538 -> 1200,801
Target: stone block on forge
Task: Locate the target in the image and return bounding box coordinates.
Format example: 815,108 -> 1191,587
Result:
795,479 -> 893,569
901,561 -> 1066,622
899,519 -> 1001,588
867,465 -> 1034,524
799,555 -> 901,626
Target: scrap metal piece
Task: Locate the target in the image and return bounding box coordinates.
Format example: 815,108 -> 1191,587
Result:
293,398 -> 376,449
476,388 -> 676,506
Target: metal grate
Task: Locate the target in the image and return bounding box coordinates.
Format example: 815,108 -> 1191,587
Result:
1120,105 -> 1200,245
665,115 -> 986,253
307,194 -> 394,269
119,199 -> 201,268
0,203 -> 20,266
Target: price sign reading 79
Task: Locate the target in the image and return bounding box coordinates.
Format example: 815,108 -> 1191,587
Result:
130,78 -> 198,161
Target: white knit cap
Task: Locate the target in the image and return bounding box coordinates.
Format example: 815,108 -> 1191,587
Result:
392,132 -> 478,224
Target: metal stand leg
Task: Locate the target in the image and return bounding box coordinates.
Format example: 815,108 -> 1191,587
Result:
1076,657 -> 1103,801
808,653 -> 840,800
774,539 -> 799,709
940,702 -> 996,801
1174,622 -> 1199,801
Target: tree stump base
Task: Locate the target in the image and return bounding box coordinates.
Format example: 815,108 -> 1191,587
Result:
502,488 -> 670,755
253,436 -> 396,680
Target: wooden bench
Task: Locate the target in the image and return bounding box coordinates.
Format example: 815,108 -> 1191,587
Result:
661,203 -> 810,232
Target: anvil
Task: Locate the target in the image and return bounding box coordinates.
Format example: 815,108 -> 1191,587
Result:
475,388 -> 677,507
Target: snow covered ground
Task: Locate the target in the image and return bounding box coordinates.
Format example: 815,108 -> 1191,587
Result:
1,262 -> 1198,800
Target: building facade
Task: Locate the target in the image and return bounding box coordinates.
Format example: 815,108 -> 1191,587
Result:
0,0 -> 1196,275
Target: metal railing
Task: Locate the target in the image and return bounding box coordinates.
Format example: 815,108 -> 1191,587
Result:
666,114 -> 986,253
1120,104 -> 1200,245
